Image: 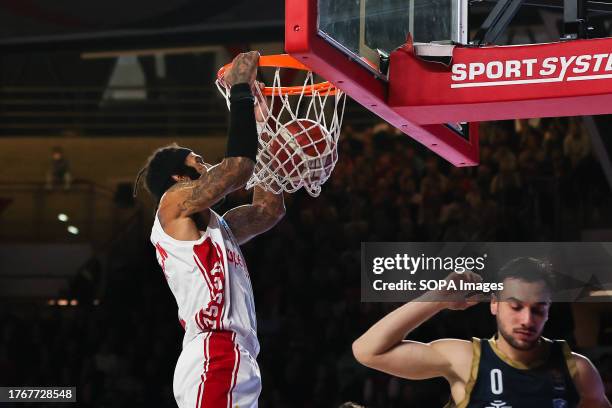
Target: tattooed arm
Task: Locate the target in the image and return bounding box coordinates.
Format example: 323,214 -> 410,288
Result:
161,51 -> 261,218
164,157 -> 254,218
220,76 -> 284,245
223,186 -> 286,245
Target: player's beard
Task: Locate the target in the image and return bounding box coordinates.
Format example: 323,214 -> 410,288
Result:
497,318 -> 540,351
181,165 -> 202,181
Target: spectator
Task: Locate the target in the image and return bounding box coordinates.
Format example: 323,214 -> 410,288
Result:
490,147 -> 521,201
45,146 -> 72,190
563,119 -> 591,168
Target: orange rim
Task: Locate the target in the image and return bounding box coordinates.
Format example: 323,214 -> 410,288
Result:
217,54 -> 337,96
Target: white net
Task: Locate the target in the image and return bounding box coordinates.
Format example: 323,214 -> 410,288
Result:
216,68 -> 346,197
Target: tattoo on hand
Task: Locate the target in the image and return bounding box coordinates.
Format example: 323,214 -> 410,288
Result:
225,51 -> 260,86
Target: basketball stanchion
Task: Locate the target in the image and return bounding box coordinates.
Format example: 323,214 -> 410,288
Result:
216,54 -> 346,197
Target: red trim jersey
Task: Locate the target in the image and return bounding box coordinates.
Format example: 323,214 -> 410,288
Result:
151,209 -> 259,357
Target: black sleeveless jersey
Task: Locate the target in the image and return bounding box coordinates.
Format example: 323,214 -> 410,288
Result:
447,337 -> 580,408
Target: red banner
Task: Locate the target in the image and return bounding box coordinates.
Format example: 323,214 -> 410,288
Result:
390,37 -> 612,124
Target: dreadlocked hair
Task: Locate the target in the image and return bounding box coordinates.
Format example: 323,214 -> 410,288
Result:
133,143 -> 195,203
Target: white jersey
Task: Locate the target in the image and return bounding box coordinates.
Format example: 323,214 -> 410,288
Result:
150,209 -> 259,357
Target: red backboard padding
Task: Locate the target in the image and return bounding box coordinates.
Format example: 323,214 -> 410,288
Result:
390,37 -> 612,123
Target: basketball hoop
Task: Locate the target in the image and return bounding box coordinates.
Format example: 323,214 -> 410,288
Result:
216,54 -> 346,197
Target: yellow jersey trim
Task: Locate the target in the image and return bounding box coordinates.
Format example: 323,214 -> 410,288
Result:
488,336 -> 551,370
560,340 -> 578,380
446,337 -> 482,408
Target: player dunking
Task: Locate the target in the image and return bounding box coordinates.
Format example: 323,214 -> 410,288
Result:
353,257 -> 611,408
135,51 -> 285,408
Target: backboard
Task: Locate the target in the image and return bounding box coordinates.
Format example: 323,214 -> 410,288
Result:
286,0 -> 479,167
318,0 -> 468,75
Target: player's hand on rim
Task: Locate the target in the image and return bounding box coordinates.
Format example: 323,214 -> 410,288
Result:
225,51 -> 260,87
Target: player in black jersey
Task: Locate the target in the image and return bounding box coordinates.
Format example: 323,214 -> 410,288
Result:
353,257 -> 611,408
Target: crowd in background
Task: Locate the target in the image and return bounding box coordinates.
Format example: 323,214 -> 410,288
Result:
1,117 -> 612,407
329,117 -> 606,242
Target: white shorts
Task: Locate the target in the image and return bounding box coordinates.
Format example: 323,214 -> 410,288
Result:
173,331 -> 261,408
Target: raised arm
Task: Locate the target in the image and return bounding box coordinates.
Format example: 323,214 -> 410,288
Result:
352,272 -> 482,382
223,186 -> 285,245
162,51 -> 260,218
221,80 -> 285,245
352,299 -> 470,381
165,158 -> 254,217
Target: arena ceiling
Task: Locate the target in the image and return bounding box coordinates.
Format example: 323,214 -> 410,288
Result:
1,0 -> 612,52
0,0 -> 284,53
1,0 -> 611,137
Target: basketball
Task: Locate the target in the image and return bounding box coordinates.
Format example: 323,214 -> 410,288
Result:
265,119 -> 337,185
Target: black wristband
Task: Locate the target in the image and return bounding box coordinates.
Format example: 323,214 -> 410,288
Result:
226,84 -> 258,162
229,83 -> 255,103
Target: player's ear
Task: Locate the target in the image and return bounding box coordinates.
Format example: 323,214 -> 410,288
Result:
490,292 -> 499,316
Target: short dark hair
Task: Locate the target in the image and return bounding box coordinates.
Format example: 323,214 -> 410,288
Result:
134,144 -> 194,203
497,257 -> 555,291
